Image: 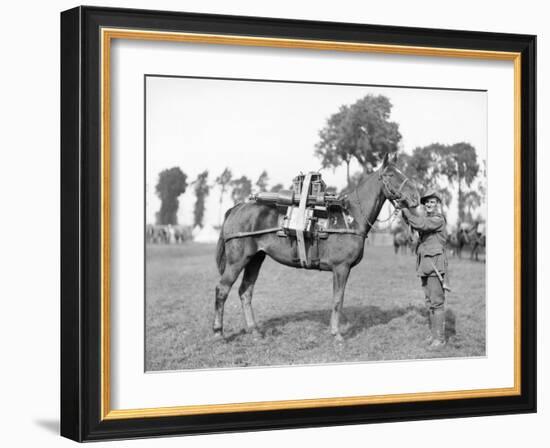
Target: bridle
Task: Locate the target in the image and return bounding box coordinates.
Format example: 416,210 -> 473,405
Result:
379,166 -> 412,204
356,165 -> 415,229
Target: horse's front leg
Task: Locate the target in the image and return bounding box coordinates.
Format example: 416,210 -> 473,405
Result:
330,263 -> 351,341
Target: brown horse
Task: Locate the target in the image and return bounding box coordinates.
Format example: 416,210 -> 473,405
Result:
213,153 -> 419,341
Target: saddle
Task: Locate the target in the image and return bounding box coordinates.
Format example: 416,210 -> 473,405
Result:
250,172 -> 359,269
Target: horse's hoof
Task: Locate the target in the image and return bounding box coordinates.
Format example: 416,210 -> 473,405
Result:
213,329 -> 224,340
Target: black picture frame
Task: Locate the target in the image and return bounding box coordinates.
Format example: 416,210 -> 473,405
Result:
61,5 -> 536,442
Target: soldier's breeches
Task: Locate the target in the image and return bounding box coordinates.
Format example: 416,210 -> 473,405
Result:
421,276 -> 445,310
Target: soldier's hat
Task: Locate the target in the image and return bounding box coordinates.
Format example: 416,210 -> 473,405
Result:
420,190 -> 442,204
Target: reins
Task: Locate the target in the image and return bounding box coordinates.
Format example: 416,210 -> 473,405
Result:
362,199 -> 400,230
357,166 -> 411,230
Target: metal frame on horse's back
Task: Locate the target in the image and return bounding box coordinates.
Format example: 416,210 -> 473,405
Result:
61,6 -> 536,442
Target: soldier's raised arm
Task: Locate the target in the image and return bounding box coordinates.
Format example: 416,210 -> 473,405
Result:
402,208 -> 445,232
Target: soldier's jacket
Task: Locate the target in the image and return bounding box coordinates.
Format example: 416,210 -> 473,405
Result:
402,209 -> 448,277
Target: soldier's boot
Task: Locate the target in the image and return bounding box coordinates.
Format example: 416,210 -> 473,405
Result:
429,307 -> 446,349
425,309 -> 434,344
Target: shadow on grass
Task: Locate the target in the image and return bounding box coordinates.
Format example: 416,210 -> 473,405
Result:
341,304 -> 428,338
254,304 -> 427,338
445,308 -> 457,339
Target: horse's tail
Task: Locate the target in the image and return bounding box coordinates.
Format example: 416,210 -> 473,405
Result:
215,234 -> 226,275
216,207 -> 234,275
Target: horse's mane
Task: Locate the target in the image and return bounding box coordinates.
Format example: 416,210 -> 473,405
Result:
338,167 -> 381,200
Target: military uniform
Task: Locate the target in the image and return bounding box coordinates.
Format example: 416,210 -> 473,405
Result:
402,190 -> 448,347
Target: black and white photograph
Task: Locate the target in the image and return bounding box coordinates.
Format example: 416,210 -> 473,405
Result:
144,75 -> 487,372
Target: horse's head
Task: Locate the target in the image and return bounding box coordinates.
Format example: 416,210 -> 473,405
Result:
378,153 -> 420,209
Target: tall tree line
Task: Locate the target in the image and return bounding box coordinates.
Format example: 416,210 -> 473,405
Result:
155,166 -> 278,227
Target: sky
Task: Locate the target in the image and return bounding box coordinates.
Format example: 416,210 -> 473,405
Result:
145,75 -> 487,228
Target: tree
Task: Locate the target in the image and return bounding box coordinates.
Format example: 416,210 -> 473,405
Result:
315,94 -> 401,183
192,170 -> 210,228
349,95 -> 402,172
396,152 -> 416,179
230,176 -> 252,204
256,170 -> 269,192
215,168 -> 232,224
438,187 -> 453,213
269,183 -> 284,193
408,143 -> 448,190
315,106 -> 354,185
438,143 -> 479,225
463,190 -> 481,222
396,152 -> 423,193
407,142 -> 479,225
155,167 -> 188,225
475,159 -> 487,206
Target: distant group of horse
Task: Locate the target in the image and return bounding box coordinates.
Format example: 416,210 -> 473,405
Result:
146,224 -> 192,244
392,227 -> 418,255
447,224 -> 486,261
392,221 -> 486,261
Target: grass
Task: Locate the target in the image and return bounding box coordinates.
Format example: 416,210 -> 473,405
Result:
145,242 -> 486,371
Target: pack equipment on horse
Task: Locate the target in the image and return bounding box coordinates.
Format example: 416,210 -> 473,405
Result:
228,172 -> 363,268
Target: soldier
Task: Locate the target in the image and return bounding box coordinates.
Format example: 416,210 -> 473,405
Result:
401,190 -> 449,348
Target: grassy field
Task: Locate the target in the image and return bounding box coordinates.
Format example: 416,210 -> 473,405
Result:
145,242 -> 486,371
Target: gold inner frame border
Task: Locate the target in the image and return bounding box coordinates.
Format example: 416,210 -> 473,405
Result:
100,27 -> 522,421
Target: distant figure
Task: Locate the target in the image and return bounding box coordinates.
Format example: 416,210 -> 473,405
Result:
167,224 -> 176,244
392,230 -> 410,254
469,220 -> 486,261
401,190 -> 449,348
448,221 -> 485,261
451,225 -> 470,259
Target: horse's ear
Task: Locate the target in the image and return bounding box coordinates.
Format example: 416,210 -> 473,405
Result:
390,152 -> 398,164
382,152 -> 390,168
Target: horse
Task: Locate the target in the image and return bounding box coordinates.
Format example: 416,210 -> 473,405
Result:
145,224 -> 155,244
469,222 -> 486,261
448,222 -> 485,261
213,153 -> 420,341
470,232 -> 485,261
448,226 -> 470,258
145,225 -> 168,244
391,218 -> 417,255
172,225 -> 190,244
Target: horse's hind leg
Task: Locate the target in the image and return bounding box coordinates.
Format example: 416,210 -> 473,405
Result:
238,252 -> 266,334
213,259 -> 248,337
